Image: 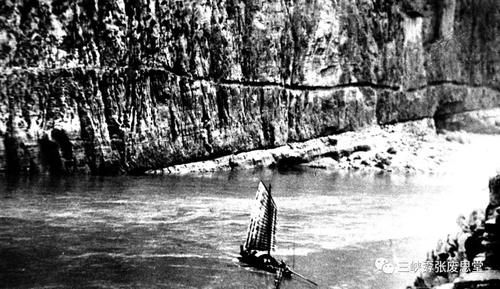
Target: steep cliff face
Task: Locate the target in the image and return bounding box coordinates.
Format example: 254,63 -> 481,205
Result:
0,0 -> 499,174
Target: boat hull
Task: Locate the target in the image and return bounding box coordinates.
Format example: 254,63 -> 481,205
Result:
238,253 -> 291,278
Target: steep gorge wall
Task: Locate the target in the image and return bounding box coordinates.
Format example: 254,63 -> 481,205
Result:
0,0 -> 499,174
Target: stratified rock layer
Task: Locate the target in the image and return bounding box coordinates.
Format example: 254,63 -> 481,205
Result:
0,0 -> 499,174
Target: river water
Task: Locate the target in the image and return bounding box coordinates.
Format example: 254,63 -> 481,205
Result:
0,168 -> 489,289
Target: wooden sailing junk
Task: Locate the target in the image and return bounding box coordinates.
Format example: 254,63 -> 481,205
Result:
239,181 -> 317,287
239,181 -> 286,275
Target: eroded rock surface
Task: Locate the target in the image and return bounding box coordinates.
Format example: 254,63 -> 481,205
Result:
0,0 -> 499,174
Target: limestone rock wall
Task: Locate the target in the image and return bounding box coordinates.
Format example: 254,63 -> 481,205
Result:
0,0 -> 499,174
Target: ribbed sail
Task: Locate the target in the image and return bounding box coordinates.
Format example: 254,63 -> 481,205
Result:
244,181 -> 277,252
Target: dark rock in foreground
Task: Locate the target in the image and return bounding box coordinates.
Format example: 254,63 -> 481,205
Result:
414,174 -> 500,289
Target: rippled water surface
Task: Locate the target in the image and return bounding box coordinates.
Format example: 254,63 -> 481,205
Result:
0,169 -> 489,289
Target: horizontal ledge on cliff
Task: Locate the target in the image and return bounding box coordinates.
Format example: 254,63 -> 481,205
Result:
434,105 -> 500,118
0,65 -> 400,92
217,79 -> 401,92
406,80 -> 500,93
3,65 -> 498,95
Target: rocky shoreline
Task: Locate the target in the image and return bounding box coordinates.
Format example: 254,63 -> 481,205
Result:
145,118 -> 500,176
406,174 -> 500,289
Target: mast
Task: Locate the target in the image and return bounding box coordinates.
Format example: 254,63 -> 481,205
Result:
268,183 -> 272,255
